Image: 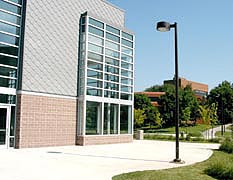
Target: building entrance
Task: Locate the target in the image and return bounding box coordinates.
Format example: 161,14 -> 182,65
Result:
0,106 -> 10,149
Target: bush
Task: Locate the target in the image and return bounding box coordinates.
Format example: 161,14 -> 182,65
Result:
205,158 -> 233,179
219,137 -> 233,153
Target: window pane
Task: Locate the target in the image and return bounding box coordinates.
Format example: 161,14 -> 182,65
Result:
0,32 -> 19,46
105,49 -> 119,58
104,82 -> 119,91
121,78 -> 133,85
0,55 -> 17,66
122,32 -> 133,41
104,91 -> 119,99
0,66 -> 17,77
10,106 -> 15,136
106,33 -> 120,43
122,46 -> 133,56
0,43 -> 18,56
89,26 -> 104,37
88,51 -> 103,62
87,60 -> 102,70
0,10 -> 21,25
121,85 -> 132,93
87,78 -> 102,88
0,21 -> 20,35
86,101 -> 102,135
0,94 -> 15,104
9,0 -> 22,4
120,105 -> 132,134
0,1 -> 21,14
88,34 -> 103,46
89,17 -> 104,29
121,54 -> 132,63
0,77 -> 16,88
122,39 -> 133,48
86,88 -> 102,97
105,74 -> 119,82
121,70 -> 133,78
105,41 -> 119,51
104,103 -> 119,134
88,43 -> 103,54
87,69 -> 102,79
105,65 -> 119,74
121,61 -> 133,70
121,93 -> 132,100
105,57 -> 119,66
106,25 -> 120,35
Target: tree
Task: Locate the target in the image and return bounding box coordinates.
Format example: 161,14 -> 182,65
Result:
181,107 -> 191,126
145,84 -> 174,92
208,81 -> 233,124
134,109 -> 146,128
134,94 -> 152,110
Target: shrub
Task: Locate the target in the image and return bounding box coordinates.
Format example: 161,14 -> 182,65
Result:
219,137 -> 233,153
205,159 -> 233,179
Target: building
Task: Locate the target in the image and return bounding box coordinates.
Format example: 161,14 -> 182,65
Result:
136,77 -> 208,107
135,92 -> 165,107
0,0 -> 134,148
164,77 -> 208,98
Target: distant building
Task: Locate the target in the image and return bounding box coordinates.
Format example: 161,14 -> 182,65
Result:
136,77 -> 208,107
164,77 -> 208,99
135,92 -> 165,107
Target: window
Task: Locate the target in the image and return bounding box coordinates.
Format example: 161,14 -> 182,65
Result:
105,40 -> 119,51
0,94 -> 15,104
0,10 -> 21,25
120,105 -> 132,134
121,93 -> 132,100
121,61 -> 133,70
87,78 -> 102,88
121,53 -> 133,63
0,55 -> 17,66
121,70 -> 133,78
86,88 -> 102,97
122,46 -> 133,56
0,21 -> 20,35
87,61 -> 102,71
105,74 -> 119,82
105,57 -> 119,66
87,69 -> 102,79
88,51 -> 103,62
0,1 -> 21,14
88,43 -> 103,54
0,77 -> 16,88
104,82 -> 119,91
122,32 -> 133,41
121,85 -> 132,93
0,43 -> 18,56
104,91 -> 119,99
104,103 -> 119,134
86,101 -> 102,135
88,34 -> 103,46
88,26 -> 104,37
105,49 -> 119,58
0,66 -> 17,77
106,33 -> 120,43
105,65 -> 119,74
121,78 -> 133,85
122,39 -> 133,48
89,18 -> 104,29
0,32 -> 19,46
106,25 -> 120,35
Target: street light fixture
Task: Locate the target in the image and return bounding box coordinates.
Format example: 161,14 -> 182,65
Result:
156,21 -> 182,163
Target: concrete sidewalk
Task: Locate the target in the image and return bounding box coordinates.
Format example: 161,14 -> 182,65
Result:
0,140 -> 219,180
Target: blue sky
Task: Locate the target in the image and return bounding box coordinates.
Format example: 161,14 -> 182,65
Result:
109,0 -> 233,92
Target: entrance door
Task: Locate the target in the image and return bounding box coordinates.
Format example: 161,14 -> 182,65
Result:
0,106 -> 10,148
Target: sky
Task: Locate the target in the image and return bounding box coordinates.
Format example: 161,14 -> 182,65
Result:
108,0 -> 233,92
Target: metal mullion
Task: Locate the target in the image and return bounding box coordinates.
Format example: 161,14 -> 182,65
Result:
0,8 -> 21,17
3,0 -> 22,7
0,75 -> 17,80
0,19 -> 20,27
0,30 -> 19,38
0,64 -> 17,69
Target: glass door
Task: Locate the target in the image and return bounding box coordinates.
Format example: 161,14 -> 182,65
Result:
0,106 -> 10,148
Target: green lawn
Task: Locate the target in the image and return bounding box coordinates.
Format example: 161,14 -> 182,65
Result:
113,151 -> 233,180
216,131 -> 233,138
143,124 -> 212,137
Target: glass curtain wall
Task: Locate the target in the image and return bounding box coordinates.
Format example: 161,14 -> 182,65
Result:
0,0 -> 24,147
78,13 -> 134,136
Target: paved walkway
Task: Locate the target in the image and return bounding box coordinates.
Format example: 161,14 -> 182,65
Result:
202,123 -> 232,139
0,140 -> 219,180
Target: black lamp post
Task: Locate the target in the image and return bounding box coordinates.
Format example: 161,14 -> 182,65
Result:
156,21 -> 181,163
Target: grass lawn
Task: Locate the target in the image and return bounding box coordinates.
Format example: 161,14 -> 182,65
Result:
113,150 -> 233,180
143,124 -> 213,137
216,131 -> 233,138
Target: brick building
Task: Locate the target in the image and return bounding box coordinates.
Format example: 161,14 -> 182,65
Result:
0,0 -> 134,148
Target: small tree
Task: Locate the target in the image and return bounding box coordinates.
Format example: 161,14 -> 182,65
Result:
134,109 -> 146,128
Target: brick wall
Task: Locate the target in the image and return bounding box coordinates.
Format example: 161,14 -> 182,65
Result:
77,135 -> 133,145
15,94 -> 77,148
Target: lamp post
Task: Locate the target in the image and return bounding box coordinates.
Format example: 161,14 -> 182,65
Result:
156,21 -> 181,163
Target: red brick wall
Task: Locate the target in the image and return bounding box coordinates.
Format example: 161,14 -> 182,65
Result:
77,135 -> 133,145
15,94 -> 77,148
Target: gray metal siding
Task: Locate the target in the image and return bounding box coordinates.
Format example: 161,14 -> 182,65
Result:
21,0 -> 125,96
